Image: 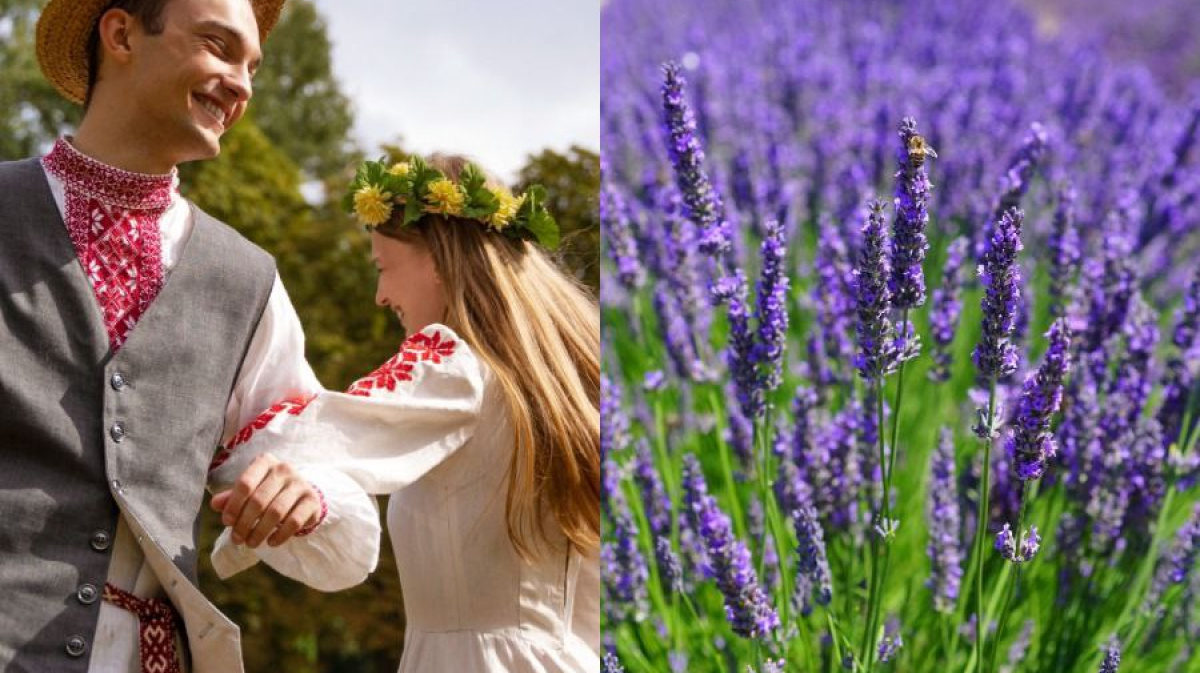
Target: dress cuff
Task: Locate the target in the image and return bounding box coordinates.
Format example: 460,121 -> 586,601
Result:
211,467 -> 380,592
295,482 -> 329,537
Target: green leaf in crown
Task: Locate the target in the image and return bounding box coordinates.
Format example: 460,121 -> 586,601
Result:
346,156 -> 560,250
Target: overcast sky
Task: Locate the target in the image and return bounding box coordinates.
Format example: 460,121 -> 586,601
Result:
310,0 -> 599,181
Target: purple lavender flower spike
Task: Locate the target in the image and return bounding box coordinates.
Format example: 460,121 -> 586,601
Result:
974,207 -> 1024,381
1148,504 -> 1200,605
632,439 -> 672,541
1047,181 -> 1081,319
600,175 -> 644,291
1159,267 -> 1200,441
1083,215 -> 1137,352
791,385 -> 819,463
754,660 -> 787,673
854,199 -> 898,380
1098,639 -> 1121,673
681,455 -> 780,639
600,373 -> 629,463
602,458 -> 620,517
1021,526 -> 1041,561
995,524 -> 1017,562
775,459 -> 811,523
661,62 -> 730,258
1008,319 -> 1072,481
873,628 -> 902,662
754,220 -> 790,392
655,536 -> 684,594
928,427 -> 964,612
643,370 -> 666,392
929,237 -> 969,382
793,504 -> 834,614
654,286 -> 705,382
716,271 -> 765,420
890,117 -> 934,310
993,123 -> 1049,225
995,523 -> 1040,563
812,214 -> 857,386
604,489 -> 649,619
602,651 -> 625,673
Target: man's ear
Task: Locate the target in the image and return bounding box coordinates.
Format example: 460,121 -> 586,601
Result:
95,9 -> 137,67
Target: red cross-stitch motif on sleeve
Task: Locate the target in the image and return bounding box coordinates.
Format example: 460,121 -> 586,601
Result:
403,329 -> 458,364
344,329 -> 458,397
209,395 -> 315,471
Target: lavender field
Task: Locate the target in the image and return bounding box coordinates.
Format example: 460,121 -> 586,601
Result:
599,0 -> 1200,671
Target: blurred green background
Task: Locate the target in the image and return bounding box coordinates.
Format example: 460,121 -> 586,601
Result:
0,0 -> 598,670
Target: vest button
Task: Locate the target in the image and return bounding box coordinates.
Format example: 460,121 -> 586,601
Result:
66,635 -> 88,657
91,530 -> 112,551
110,422 -> 125,442
77,583 -> 99,605
110,372 -> 126,390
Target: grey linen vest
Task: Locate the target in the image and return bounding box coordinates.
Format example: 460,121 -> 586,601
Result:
0,157 -> 275,673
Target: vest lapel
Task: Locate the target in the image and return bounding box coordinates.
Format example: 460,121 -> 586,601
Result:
16,158 -> 110,358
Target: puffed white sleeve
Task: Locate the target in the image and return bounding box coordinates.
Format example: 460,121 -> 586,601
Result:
208,323 -> 486,589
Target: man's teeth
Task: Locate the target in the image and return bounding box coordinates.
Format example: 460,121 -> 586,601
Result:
198,97 -> 225,125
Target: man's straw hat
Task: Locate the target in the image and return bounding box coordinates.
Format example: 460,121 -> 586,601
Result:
36,0 -> 286,105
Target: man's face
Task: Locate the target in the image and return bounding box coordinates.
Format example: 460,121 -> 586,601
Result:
119,0 -> 262,163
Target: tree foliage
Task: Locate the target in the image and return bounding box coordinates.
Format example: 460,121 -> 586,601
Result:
518,145 -> 601,293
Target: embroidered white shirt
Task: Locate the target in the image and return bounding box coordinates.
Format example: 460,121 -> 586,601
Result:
40,164 -> 379,673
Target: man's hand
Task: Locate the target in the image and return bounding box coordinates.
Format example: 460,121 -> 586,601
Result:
210,454 -> 322,548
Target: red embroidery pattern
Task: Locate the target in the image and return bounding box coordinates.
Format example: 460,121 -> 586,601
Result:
42,138 -> 176,351
295,482 -> 329,537
209,395 -> 316,471
102,583 -> 182,673
345,329 -> 458,397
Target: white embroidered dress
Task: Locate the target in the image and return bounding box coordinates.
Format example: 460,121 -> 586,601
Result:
208,325 -> 601,672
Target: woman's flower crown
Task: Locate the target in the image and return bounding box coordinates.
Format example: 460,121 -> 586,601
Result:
343,156 -> 560,250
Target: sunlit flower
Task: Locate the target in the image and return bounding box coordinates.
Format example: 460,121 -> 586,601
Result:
426,178 -> 465,216
388,161 -> 411,177
488,187 -> 526,230
353,184 -> 393,226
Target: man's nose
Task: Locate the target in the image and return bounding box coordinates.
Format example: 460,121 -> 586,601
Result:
223,66 -> 253,104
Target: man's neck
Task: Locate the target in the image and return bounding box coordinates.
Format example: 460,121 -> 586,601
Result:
72,112 -> 177,175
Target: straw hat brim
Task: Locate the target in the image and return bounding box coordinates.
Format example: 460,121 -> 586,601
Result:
37,0 -> 286,105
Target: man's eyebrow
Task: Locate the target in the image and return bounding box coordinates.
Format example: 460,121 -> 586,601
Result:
196,19 -> 263,70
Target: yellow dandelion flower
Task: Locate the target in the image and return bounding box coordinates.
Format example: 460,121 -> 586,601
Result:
488,188 -> 526,230
388,161 -> 411,177
353,184 -> 394,226
426,178 -> 465,216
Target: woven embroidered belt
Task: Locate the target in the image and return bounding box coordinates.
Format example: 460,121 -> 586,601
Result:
103,582 -> 183,673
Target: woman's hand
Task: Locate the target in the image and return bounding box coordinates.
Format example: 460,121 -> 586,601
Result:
210,453 -> 324,548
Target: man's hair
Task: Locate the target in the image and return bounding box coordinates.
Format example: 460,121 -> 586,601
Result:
84,0 -> 172,108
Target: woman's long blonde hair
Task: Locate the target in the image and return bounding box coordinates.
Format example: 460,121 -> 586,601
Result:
375,153 -> 600,560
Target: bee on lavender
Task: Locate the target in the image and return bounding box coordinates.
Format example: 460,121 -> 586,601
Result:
906,133 -> 938,168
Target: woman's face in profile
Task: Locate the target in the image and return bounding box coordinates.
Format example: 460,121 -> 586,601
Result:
370,231 -> 447,334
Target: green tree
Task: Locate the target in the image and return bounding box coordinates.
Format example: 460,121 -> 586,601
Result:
250,0 -> 356,180
517,145 -> 601,293
0,0 -> 80,159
